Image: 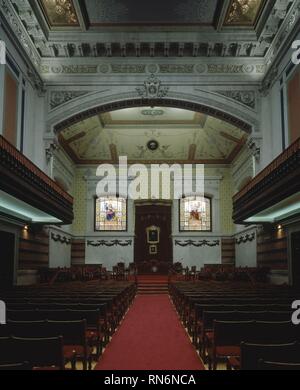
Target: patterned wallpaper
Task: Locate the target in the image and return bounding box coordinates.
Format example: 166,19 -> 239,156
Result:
72,169 -> 87,235
219,169 -> 235,234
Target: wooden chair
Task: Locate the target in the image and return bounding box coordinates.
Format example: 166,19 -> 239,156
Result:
46,320 -> 91,370
208,321 -> 254,370
0,336 -> 64,370
240,342 -> 300,370
259,359 -> 300,370
0,361 -> 32,370
12,336 -> 65,370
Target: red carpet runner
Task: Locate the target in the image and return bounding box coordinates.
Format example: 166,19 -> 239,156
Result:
95,295 -> 205,370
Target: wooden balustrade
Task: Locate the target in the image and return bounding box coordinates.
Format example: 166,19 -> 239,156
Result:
0,135 -> 73,224
0,135 -> 73,204
233,138 -> 300,202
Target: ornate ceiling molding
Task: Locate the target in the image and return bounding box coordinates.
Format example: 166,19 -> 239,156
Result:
0,0 -> 42,68
1,0 -> 298,85
136,75 -> 169,99
53,96 -> 253,134
262,0 -> 300,95
38,0 -> 79,27
50,91 -> 90,110
224,0 -> 267,27
216,90 -> 256,109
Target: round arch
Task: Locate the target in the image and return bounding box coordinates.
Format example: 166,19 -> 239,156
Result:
47,89 -> 259,136
54,97 -> 252,134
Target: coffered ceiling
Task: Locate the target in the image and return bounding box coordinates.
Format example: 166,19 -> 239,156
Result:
0,0 -> 299,95
1,0 -> 296,62
58,106 -> 247,164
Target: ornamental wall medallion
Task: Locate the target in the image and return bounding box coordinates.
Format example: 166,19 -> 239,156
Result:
136,74 -> 169,99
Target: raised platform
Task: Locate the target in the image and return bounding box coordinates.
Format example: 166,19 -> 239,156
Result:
137,275 -> 169,295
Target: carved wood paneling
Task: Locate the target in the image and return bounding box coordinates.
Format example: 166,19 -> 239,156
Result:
19,229 -> 49,269
221,238 -> 235,265
257,229 -> 288,270
71,239 -> 85,265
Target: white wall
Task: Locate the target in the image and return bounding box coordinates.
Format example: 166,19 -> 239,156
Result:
235,227 -> 257,267
49,227 -> 71,268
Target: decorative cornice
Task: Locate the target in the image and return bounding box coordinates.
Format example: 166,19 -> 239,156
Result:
216,90 -> 256,109
40,61 -> 266,77
51,233 -> 71,245
261,0 -> 300,95
87,240 -> 133,247
236,232 -> 256,245
0,0 -> 41,68
175,239 -> 220,247
50,91 -> 90,110
247,137 -> 261,161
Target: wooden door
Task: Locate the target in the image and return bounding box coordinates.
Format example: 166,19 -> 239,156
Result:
134,203 -> 172,274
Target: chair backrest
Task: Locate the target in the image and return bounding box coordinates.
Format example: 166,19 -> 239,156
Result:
259,359 -> 300,371
46,320 -> 87,345
241,342 -> 299,370
8,320 -> 47,338
252,321 -> 296,344
0,361 -> 32,370
203,311 -> 237,330
12,336 -> 64,370
214,321 -> 254,346
7,310 -> 40,321
0,337 -> 15,364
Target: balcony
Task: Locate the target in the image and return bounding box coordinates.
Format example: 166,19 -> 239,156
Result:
0,136 -> 73,225
233,138 -> 300,224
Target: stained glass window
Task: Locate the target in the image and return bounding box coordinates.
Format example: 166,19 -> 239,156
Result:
95,197 -> 127,231
179,196 -> 212,231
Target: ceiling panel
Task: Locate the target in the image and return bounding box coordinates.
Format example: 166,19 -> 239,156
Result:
59,107 -> 247,164
223,0 -> 266,27
38,0 -> 80,27
82,0 -> 221,26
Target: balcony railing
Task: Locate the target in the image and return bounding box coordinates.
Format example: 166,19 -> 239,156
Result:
233,137 -> 300,224
233,138 -> 300,202
0,135 -> 73,224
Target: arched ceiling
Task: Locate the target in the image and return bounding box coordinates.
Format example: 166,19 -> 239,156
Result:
59,106 -> 247,164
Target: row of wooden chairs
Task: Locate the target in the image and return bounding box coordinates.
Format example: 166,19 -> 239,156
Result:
208,320 -> 300,370
0,336 -> 64,370
169,281 -> 299,370
0,281 -> 137,369
0,320 -> 89,369
195,310 -> 292,356
228,342 -> 300,370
